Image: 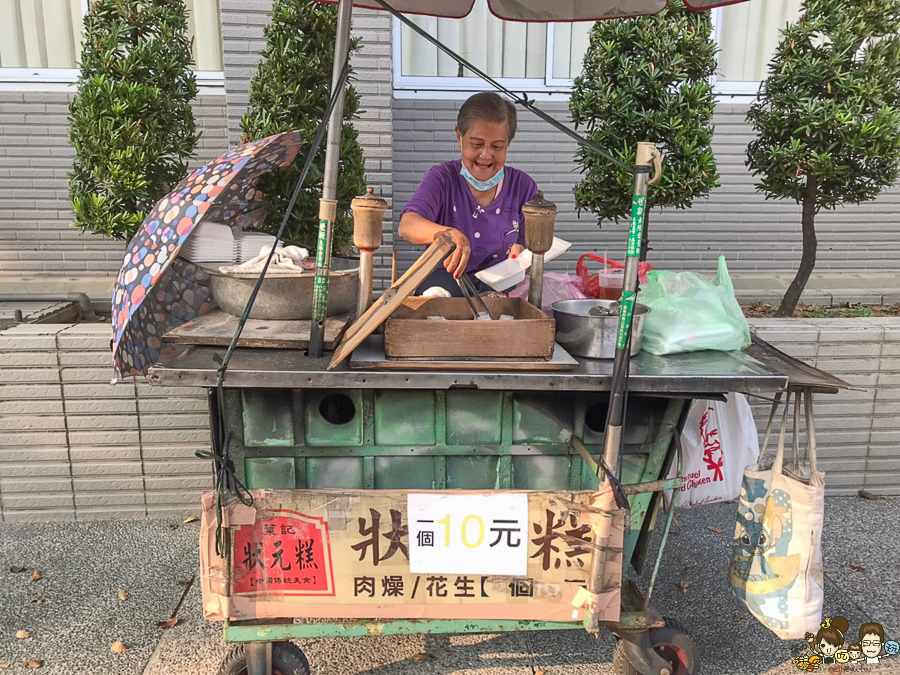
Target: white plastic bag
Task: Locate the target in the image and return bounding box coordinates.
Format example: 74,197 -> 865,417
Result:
669,394 -> 760,508
638,256 -> 750,355
730,391 -> 825,640
509,273 -> 587,315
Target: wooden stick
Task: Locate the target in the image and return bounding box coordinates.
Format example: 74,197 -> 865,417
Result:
328,234 -> 455,370
391,249 -> 398,286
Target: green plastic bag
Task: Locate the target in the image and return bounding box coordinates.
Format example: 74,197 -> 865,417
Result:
638,256 -> 750,355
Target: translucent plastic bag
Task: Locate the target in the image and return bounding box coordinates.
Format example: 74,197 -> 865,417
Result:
509,273 -> 587,315
638,256 -> 750,355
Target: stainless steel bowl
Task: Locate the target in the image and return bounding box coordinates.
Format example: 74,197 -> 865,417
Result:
552,298 -> 649,359
208,257 -> 359,320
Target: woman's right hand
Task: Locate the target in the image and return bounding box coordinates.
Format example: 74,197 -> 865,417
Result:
441,228 -> 471,279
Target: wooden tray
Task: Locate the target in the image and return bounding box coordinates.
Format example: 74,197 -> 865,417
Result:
384,297 -> 555,360
163,309 -> 351,349
351,336 -> 578,371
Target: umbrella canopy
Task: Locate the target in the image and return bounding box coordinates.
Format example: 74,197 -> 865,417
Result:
111,131 -> 304,378
316,0 -> 743,21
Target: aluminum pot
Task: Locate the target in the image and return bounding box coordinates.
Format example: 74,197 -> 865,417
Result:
552,298 -> 649,359
208,257 -> 359,320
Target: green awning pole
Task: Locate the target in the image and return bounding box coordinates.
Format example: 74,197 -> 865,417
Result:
309,0 -> 353,358
600,142 -> 661,480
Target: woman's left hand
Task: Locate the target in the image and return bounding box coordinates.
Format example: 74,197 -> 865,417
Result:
508,244 -> 525,260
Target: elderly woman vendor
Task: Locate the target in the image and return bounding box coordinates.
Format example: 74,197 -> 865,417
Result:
399,92 -> 537,295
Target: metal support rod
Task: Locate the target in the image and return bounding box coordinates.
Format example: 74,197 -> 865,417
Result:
356,250 -> 374,319
804,390 -> 818,476
309,0 -> 353,357
244,641 -> 273,675
528,254 -> 545,309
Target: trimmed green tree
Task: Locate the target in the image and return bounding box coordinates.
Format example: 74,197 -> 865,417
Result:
569,0 -> 720,259
746,0 -> 900,316
68,0 -> 200,241
241,0 -> 366,252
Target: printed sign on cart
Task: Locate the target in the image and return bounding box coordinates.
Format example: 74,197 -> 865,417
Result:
407,493 -> 528,576
201,490 -> 622,623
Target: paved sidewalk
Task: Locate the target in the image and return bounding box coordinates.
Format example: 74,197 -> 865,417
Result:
1,496 -> 898,675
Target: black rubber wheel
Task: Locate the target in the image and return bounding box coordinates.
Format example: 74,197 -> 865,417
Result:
216,642 -> 311,675
612,619 -> 698,675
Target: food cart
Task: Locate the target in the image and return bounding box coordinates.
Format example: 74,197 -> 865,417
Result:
117,2 -> 850,674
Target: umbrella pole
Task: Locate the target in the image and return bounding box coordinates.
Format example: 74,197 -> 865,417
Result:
600,142 -> 661,480
309,0 -> 354,358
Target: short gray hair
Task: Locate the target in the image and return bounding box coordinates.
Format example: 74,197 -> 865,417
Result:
456,92 -> 518,141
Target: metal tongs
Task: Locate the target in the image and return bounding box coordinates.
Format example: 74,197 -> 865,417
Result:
456,275 -> 493,320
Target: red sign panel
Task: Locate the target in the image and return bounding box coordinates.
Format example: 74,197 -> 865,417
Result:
232,510 -> 335,597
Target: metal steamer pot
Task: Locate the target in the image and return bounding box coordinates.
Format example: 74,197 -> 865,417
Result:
552,298 -> 649,359
208,257 -> 359,321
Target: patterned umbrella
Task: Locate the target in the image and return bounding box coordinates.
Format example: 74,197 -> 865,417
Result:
111,131 -> 303,378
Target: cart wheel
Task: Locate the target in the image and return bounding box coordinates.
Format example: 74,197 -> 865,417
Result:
612,619 -> 698,675
217,641 -> 310,675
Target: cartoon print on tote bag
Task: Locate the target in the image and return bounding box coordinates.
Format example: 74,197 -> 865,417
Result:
730,476 -> 807,631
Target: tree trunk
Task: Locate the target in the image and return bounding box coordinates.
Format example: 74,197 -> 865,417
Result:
777,176 -> 818,317
640,207 -> 651,263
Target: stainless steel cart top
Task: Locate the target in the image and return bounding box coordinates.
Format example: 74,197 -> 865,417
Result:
143,335 -> 846,395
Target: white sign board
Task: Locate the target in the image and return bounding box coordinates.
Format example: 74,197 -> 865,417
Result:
407,493 -> 529,576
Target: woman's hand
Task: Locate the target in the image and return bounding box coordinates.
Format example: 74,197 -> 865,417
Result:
442,228 -> 471,279
508,244 -> 525,260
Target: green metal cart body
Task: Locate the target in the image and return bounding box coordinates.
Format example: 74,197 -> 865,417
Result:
150,342 -> 800,675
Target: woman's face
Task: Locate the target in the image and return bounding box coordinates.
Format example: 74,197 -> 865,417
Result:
456,119 -> 510,184
819,640 -> 838,656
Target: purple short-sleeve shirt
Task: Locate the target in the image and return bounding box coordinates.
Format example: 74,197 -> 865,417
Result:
400,160 -> 538,273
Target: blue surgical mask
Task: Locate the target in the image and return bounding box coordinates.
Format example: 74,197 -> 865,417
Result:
460,164 -> 504,192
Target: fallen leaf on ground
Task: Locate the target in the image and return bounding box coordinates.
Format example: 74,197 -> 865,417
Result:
23,660 -> 42,669
684,566 -> 696,574
30,571 -> 42,582
183,516 -> 199,524
167,524 -> 178,532
707,526 -> 724,534
155,617 -> 179,629
16,630 -> 31,639
110,641 -> 127,653
850,565 -> 866,573
0,663 -> 8,669
9,566 -> 26,573
118,589 -> 129,601
410,653 -> 433,662
734,614 -> 744,622
536,670 -> 547,675
679,580 -> 693,593
859,489 -> 877,500
883,496 -> 894,502
178,577 -> 194,586
31,598 -> 43,605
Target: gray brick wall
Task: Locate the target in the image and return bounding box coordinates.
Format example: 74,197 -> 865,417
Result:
0,324 -> 211,521
391,99 -> 900,277
0,318 -> 896,520
749,318 -> 900,496
221,2 -> 394,287
0,91 -> 229,277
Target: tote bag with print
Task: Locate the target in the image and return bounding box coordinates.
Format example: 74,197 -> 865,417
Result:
729,394 -> 825,640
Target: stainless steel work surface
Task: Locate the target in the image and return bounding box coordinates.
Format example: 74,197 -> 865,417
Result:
148,340 -> 789,394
